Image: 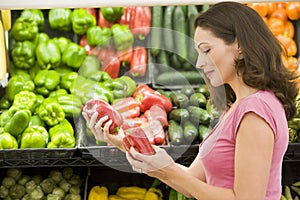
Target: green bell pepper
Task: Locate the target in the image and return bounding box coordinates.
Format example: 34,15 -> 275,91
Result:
29,115 -> 45,127
36,97 -> 65,126
101,7 -> 124,23
62,42 -> 86,69
86,26 -> 112,47
55,94 -> 82,118
0,95 -> 11,111
35,32 -> 49,45
20,9 -> 45,31
78,55 -> 110,82
47,119 -> 75,148
11,40 -> 35,69
119,75 -> 137,96
0,131 -> 18,149
0,106 -> 31,138
48,8 -> 72,31
111,24 -> 134,51
71,9 -> 96,35
60,71 -> 78,91
11,17 -> 39,41
36,39 -> 61,69
34,69 -> 60,96
49,89 -> 68,98
53,37 -> 71,54
6,75 -> 35,101
20,125 -> 49,148
106,78 -> 128,99
12,91 -> 37,113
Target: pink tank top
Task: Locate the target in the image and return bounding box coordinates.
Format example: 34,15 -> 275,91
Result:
199,90 -> 289,199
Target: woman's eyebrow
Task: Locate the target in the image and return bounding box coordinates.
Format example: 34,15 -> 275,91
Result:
197,42 -> 208,49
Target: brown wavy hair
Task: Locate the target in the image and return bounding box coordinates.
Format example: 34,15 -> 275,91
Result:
194,1 -> 299,120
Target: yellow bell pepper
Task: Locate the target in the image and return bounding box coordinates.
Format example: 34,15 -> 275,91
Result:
108,195 -> 141,200
88,185 -> 109,200
116,186 -> 147,200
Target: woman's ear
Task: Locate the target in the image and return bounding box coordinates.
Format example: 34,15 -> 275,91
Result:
237,43 -> 244,59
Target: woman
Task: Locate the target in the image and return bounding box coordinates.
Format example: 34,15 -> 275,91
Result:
83,2 -> 299,199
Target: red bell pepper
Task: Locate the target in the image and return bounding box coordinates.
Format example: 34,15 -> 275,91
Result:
133,84 -> 173,113
112,97 -> 141,119
82,99 -> 123,134
83,8 -> 97,20
98,9 -> 114,28
119,7 -> 135,28
100,47 -> 121,79
130,46 -> 147,77
116,46 -> 133,66
130,6 -> 152,40
121,117 -> 147,131
144,105 -> 168,128
80,35 -> 95,55
141,119 -> 166,145
123,126 -> 155,155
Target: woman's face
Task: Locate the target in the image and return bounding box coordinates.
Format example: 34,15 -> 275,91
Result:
194,27 -> 240,87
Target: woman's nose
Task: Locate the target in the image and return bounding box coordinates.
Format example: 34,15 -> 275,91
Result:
196,56 -> 206,69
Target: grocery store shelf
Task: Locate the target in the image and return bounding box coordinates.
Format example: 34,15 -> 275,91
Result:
0,0 -> 297,10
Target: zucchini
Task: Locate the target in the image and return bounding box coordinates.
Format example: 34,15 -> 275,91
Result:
187,5 -> 199,64
187,105 -> 211,125
150,6 -> 163,56
163,6 -> 175,53
168,108 -> 190,122
173,6 -> 187,63
156,70 -> 205,86
170,92 -> 189,108
189,92 -> 207,108
183,120 -> 198,144
168,120 -> 184,145
156,50 -> 171,72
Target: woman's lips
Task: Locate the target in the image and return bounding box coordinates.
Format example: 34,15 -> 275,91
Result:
204,70 -> 214,79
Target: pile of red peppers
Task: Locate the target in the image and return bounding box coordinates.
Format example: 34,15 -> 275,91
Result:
79,7 -> 151,78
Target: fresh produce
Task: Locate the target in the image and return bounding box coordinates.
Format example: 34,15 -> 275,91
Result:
71,8 -> 96,35
0,131 -> 18,149
83,99 -> 123,134
62,42 -> 86,69
6,74 -> 35,101
12,90 -> 37,112
35,39 -> 61,69
20,125 -> 49,148
101,7 -> 124,23
34,69 -> 60,96
0,168 -> 82,199
149,6 -> 163,56
130,6 -> 152,40
173,6 -> 187,63
111,24 -> 134,51
86,26 -> 112,47
130,46 -> 148,77
48,8 -> 72,31
112,97 -> 141,119
19,9 -> 44,31
88,185 -> 109,200
163,6 -> 175,53
11,17 -> 39,41
11,40 -> 36,69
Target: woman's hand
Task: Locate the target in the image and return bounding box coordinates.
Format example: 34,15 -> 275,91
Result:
126,145 -> 174,177
82,111 -> 126,151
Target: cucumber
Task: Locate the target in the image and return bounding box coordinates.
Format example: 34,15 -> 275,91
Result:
189,92 -> 207,108
181,85 -> 195,97
183,120 -> 198,144
156,89 -> 172,101
198,124 -> 211,141
156,71 -> 205,86
168,188 -> 178,200
196,84 -> 210,97
177,191 -> 187,200
187,5 -> 199,64
169,108 -> 190,122
187,105 -> 211,125
150,6 -> 163,56
169,53 -> 181,69
168,120 -> 184,145
156,50 -> 171,72
170,92 -> 189,108
163,6 -> 175,53
173,6 -> 187,63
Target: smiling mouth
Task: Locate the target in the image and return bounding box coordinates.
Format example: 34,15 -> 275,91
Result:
204,70 -> 214,78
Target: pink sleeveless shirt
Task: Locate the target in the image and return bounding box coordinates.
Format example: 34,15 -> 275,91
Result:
199,90 -> 289,200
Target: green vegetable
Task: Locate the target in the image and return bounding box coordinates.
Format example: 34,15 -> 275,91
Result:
187,105 -> 211,125
6,74 -> 35,101
0,131 -> 18,149
6,168 -> 22,180
64,193 -> 81,200
36,97 -> 65,126
11,17 -> 39,41
49,170 -> 63,184
56,94 -> 82,118
34,69 -> 60,96
86,26 -> 112,47
0,95 -> 11,111
183,120 -> 198,143
198,124 -> 211,141
0,185 -> 9,199
62,42 -> 86,69
20,125 -> 49,148
78,55 -> 106,82
173,6 -> 187,63
59,179 -> 71,193
47,119 -> 75,148
187,5 -> 199,63
12,91 -> 37,112
52,187 -> 65,198
71,9 -> 96,35
170,92 -> 189,108
36,39 -> 61,69
9,184 -> 26,199
25,180 -> 37,194
0,107 -> 31,138
288,128 -> 298,143
29,185 -> 44,200
62,167 -> 74,180
119,76 -> 137,97
156,70 -> 204,86
189,92 -> 207,108
111,24 -> 134,51
2,177 -> 16,188
20,9 -> 44,31
53,37 -> 71,54
168,120 -> 184,145
49,8 -> 72,31
163,6 -> 175,53
68,174 -> 82,186
17,175 -> 31,186
181,85 -> 195,97
156,50 -> 170,72
11,40 -> 36,69
40,178 -> 55,194
169,108 -> 189,122
31,175 -> 43,185
150,6 -> 163,56
101,7 -> 124,22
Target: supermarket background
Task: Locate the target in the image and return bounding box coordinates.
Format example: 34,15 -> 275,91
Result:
0,2 -> 299,200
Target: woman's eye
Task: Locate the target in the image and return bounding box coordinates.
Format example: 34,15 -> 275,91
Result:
202,49 -> 210,54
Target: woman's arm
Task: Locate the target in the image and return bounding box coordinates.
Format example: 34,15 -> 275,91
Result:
148,112 -> 274,200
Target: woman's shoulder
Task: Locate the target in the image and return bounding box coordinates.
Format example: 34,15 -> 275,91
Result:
240,90 -> 282,109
